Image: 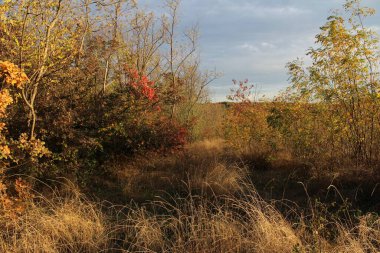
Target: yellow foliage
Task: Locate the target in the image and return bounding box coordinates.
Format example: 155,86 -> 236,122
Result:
0,61 -> 43,218
0,61 -> 49,165
0,89 -> 13,118
0,145 -> 10,159
16,133 -> 51,162
0,61 -> 29,89
0,61 -> 29,162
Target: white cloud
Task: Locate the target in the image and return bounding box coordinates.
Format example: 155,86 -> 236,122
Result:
255,6 -> 310,16
238,43 -> 260,52
260,42 -> 276,49
237,41 -> 276,53
221,2 -> 310,17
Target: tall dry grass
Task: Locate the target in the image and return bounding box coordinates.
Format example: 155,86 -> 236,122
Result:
0,179 -> 378,252
119,187 -> 301,252
0,140 -> 378,253
116,181 -> 379,253
0,182 -> 109,253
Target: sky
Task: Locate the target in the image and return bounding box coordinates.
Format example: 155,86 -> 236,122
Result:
138,0 -> 380,101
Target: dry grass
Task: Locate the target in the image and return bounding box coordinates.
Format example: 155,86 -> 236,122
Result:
186,139 -> 227,156
119,187 -> 301,252
193,163 -> 247,194
0,179 -> 378,252
116,182 -> 379,253
0,183 -> 109,253
1,140 -> 378,252
102,139 -> 243,199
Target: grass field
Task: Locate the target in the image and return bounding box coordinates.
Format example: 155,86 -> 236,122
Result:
0,140 -> 378,252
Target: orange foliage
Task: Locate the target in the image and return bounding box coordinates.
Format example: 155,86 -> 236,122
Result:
0,61 -> 29,89
0,61 -> 44,218
0,61 -> 29,159
126,68 -> 157,101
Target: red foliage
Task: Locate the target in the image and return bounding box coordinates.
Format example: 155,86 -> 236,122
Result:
126,68 -> 157,101
153,117 -> 188,152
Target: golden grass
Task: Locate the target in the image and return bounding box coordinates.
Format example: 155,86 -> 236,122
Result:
0,179 -> 378,252
103,139 -> 243,199
117,183 -> 379,253
0,183 -> 109,253
1,140 -> 378,252
198,163 -> 247,194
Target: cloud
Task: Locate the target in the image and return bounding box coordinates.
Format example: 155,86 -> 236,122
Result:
238,43 -> 260,52
138,0 -> 380,102
197,0 -> 310,18
237,41 -> 277,54
260,42 -> 276,49
243,5 -> 310,17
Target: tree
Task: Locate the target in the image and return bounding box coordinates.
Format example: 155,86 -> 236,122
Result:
280,0 -> 380,164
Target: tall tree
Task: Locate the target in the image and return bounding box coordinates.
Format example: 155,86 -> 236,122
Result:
283,0 -> 380,163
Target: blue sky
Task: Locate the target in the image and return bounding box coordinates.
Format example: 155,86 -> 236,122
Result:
139,0 -> 380,101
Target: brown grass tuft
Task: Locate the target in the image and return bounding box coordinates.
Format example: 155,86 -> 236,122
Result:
0,184 -> 108,253
0,175 -> 378,252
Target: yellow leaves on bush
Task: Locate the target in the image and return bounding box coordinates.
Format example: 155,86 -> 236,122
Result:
17,133 -> 51,162
0,145 -> 10,159
0,61 -> 29,163
0,89 -> 13,118
0,61 -> 29,89
0,62 -> 40,219
0,61 -> 27,120
0,61 -> 49,165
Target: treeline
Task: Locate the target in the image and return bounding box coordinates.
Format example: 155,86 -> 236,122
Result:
0,0 -> 216,181
224,0 -> 380,170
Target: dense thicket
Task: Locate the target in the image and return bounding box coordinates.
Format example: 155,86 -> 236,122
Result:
0,0 -> 215,181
